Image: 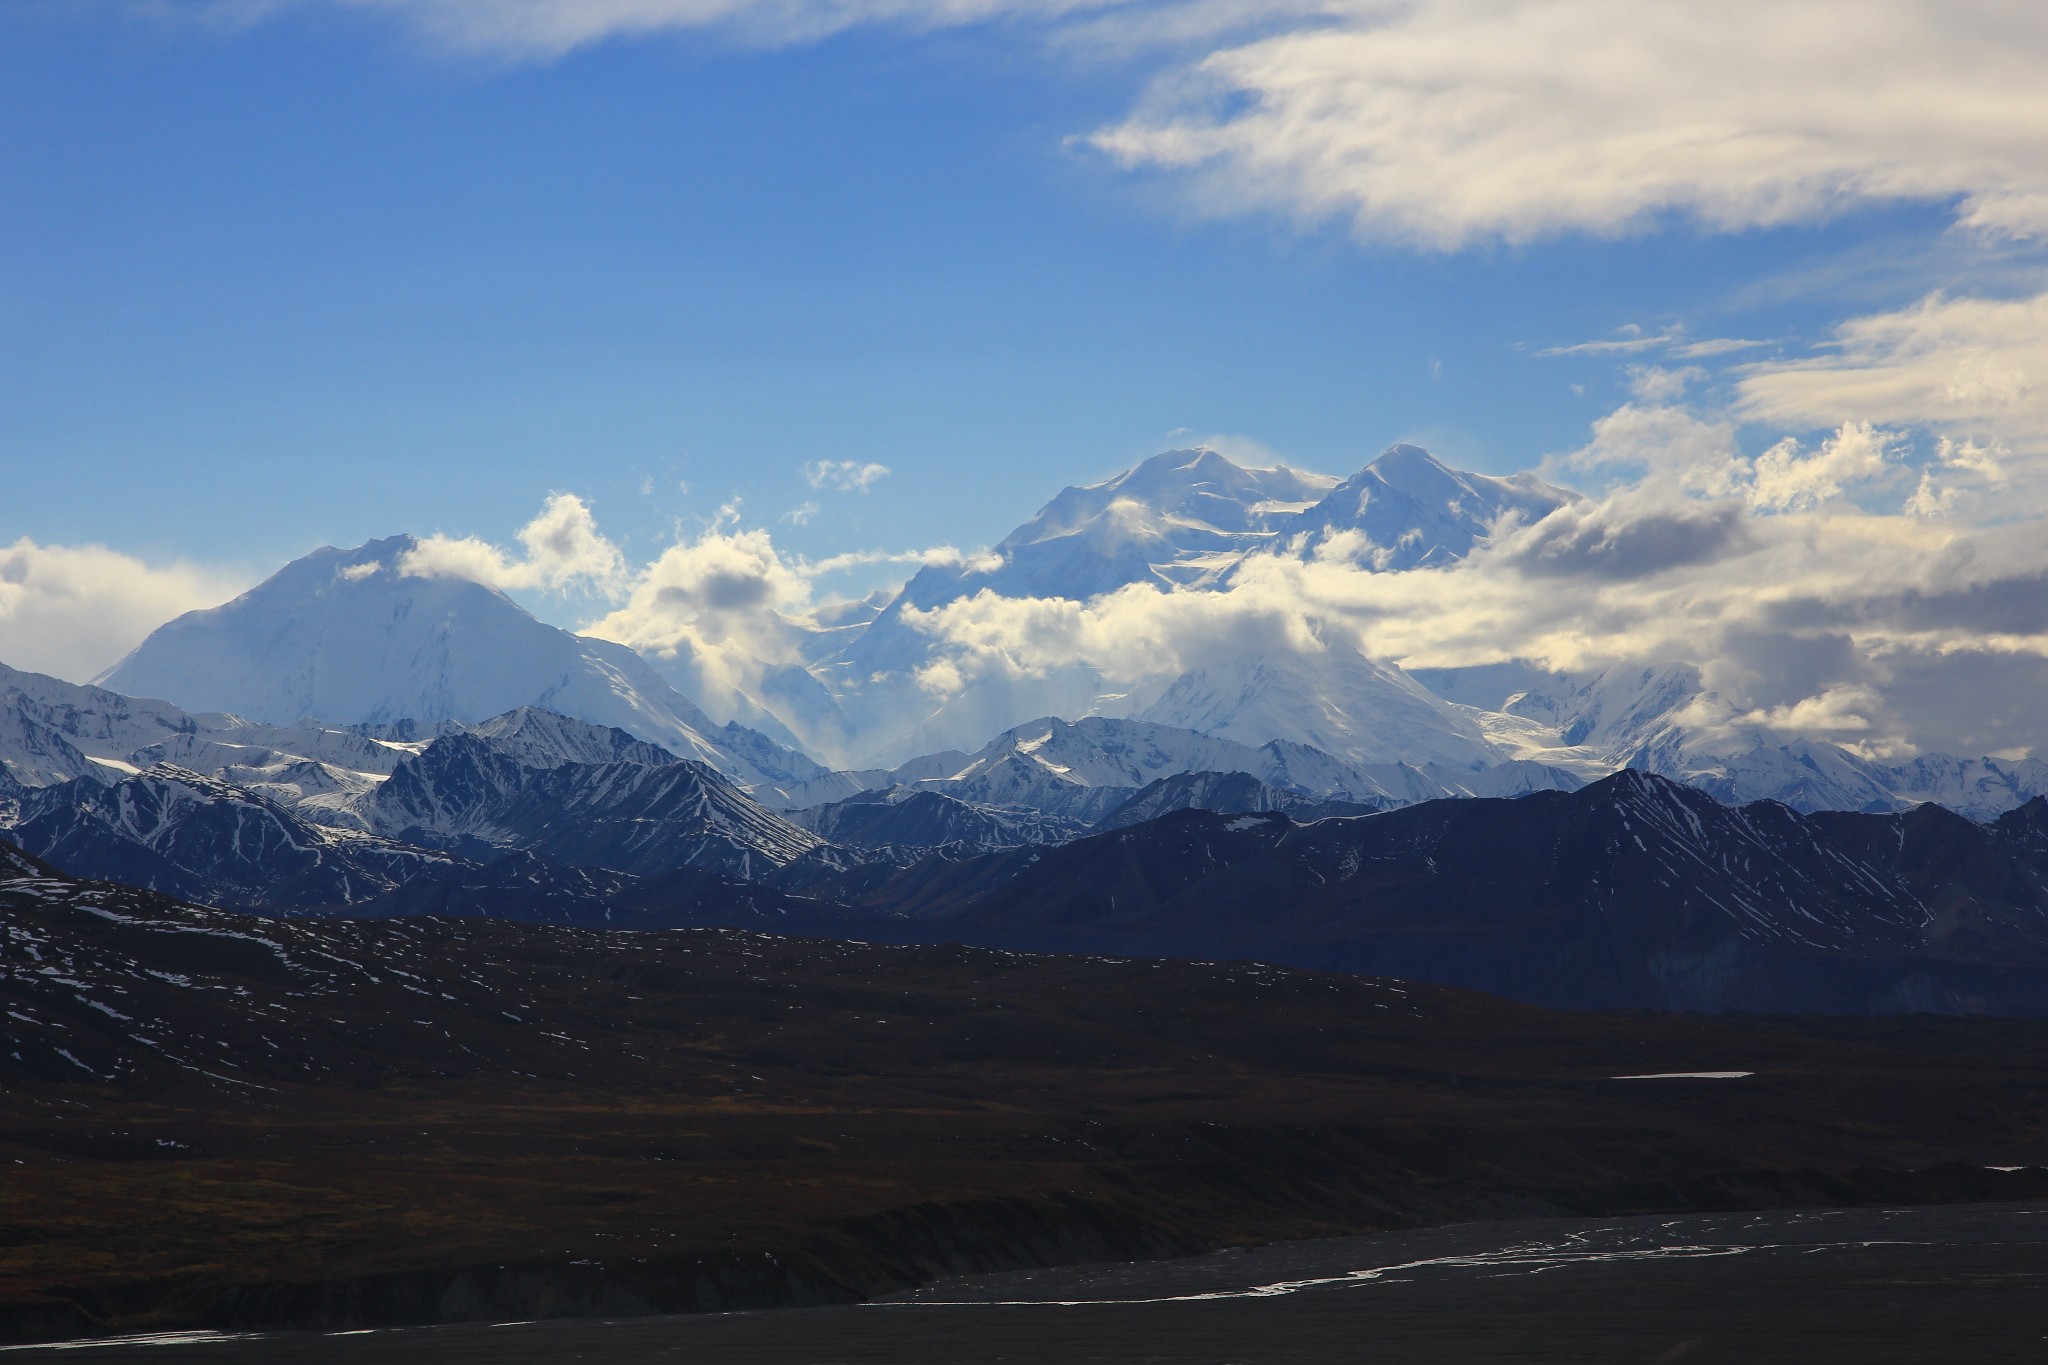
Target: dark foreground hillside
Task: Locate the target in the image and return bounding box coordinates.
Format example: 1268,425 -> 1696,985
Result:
5,854 -> 2048,1345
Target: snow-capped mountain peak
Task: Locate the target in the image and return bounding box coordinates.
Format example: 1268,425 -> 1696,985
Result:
1136,646 -> 1496,770
1287,443 -> 1579,570
97,537 -> 828,803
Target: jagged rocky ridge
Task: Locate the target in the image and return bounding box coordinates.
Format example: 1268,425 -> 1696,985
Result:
3,709 -> 836,920
852,770 -> 2048,1014
1094,771 -> 1384,830
15,684 -> 2048,1015
12,766 -> 454,911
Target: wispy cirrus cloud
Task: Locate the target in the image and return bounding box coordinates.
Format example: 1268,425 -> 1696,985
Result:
196,2 -> 2048,251
1736,290 -> 2048,451
209,0 -> 1141,57
802,459 -> 892,493
1090,1 -> 2048,247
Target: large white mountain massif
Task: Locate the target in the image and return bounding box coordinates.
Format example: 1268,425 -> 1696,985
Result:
96,536 -> 847,806
11,441 -> 2040,829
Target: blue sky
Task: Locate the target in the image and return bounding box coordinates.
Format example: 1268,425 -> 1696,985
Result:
6,0 -> 2048,725
0,4 -> 1993,563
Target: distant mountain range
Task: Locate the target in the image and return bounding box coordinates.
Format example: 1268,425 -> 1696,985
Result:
9,693 -> 2048,1015
29,440 -> 2032,825
8,440 -> 2048,1017
849,770 -> 2048,1015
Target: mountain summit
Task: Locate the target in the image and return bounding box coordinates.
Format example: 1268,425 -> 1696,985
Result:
98,536 -> 831,801
1289,444 -> 1578,569
819,443 -> 1572,759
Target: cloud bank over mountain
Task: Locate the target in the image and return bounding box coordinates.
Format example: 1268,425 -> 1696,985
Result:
14,406 -> 2048,764
0,540 -> 252,685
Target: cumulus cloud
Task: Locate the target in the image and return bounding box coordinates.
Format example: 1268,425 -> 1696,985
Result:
902,491 -> 2048,756
0,539 -> 250,685
1494,489 -> 1753,581
1548,402 -> 1747,497
568,510 -> 996,747
586,524 -> 812,664
399,493 -> 628,596
1090,1 -> 2048,247
1736,290 -> 2048,511
1747,422 -> 1905,513
1552,398 -> 1915,515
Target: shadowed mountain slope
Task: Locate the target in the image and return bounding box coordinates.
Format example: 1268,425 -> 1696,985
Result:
880,771 -> 2048,1013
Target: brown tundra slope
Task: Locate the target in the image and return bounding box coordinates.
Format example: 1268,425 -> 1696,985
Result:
4,838 -> 2048,1343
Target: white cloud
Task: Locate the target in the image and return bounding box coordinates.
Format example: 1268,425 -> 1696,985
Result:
1737,289 -> 2048,450
1548,402 -> 1747,498
1674,337 -> 1774,360
1541,328 -> 1774,361
1539,325 -> 1681,358
801,544 -> 1004,576
1090,1 -> 2048,247
0,539 -> 250,685
586,524 -> 811,661
196,0 -> 2048,259
1732,288 -> 2048,520
891,381 -> 2048,759
204,2 -> 2048,255
1552,399 -> 1914,515
900,487 -> 2048,756
1727,685 -> 1886,741
1747,422 -> 1904,513
1625,365 -> 1703,404
802,459 -> 892,493
273,0 -> 1134,56
399,492 -> 628,595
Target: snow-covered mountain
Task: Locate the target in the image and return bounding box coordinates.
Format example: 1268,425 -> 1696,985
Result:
812,444 -> 1566,763
1134,646 -> 1496,770
1285,444 -> 1578,569
851,448 -> 1337,670
363,728 -> 823,881
12,764 -> 451,910
8,707 -> 832,904
868,714 -> 1536,823
815,449 -> 1337,756
97,536 -> 834,804
0,661 -> 418,822
1418,657 -> 2048,819
794,788 -> 1087,851
2,661 -> 223,788
30,441 -> 2048,831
